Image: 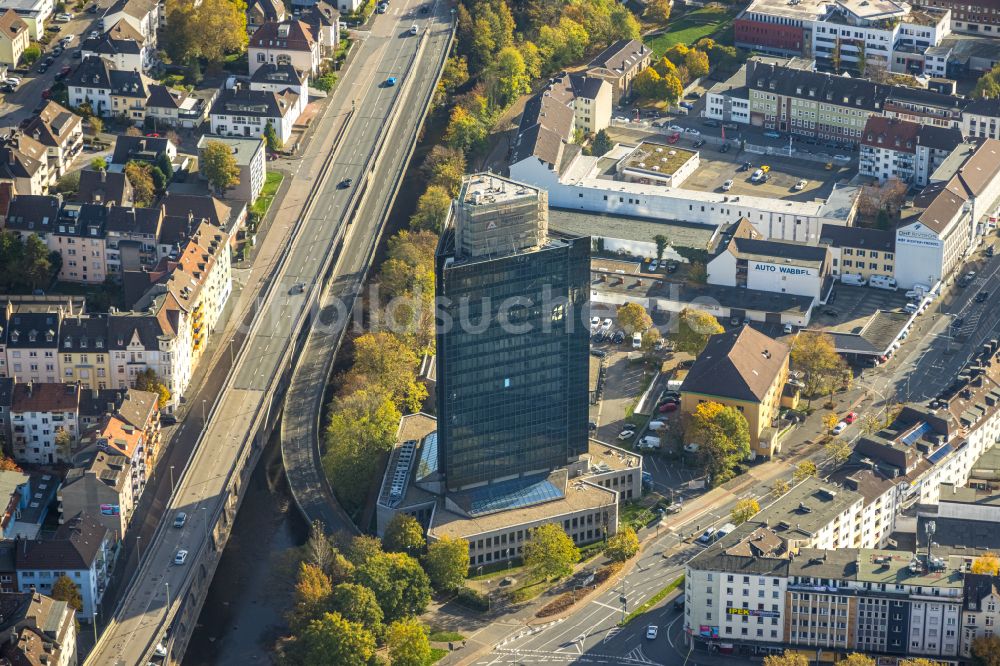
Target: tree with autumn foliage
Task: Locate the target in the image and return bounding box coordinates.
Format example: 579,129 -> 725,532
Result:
687,401 -> 750,485
972,553 -> 1000,575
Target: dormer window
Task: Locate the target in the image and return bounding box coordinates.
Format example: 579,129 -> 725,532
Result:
28,331 -> 36,343
45,330 -> 54,342
10,331 -> 18,343
64,337 -> 72,348
80,338 -> 87,348
96,339 -> 104,349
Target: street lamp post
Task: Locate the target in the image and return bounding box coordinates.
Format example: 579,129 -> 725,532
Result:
136,536 -> 143,564
165,582 -> 171,607
169,465 -> 175,491
201,399 -> 207,423
200,506 -> 209,543
92,611 -> 98,645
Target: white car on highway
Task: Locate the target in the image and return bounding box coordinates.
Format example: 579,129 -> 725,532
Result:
174,549 -> 188,565
646,625 -> 658,640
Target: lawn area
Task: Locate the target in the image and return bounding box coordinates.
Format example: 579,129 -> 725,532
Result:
622,575 -> 684,624
428,630 -> 465,643
644,6 -> 734,57
430,647 -> 449,663
251,172 -> 284,218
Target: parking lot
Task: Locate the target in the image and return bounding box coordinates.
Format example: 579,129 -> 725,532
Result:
811,283 -> 914,329
605,125 -> 856,201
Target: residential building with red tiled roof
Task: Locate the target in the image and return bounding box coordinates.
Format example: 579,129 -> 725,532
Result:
9,383 -> 81,465
248,19 -> 320,75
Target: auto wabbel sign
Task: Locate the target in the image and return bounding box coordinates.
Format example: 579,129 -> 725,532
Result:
754,263 -> 810,276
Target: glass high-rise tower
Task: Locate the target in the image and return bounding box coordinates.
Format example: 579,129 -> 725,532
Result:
435,174 -> 590,493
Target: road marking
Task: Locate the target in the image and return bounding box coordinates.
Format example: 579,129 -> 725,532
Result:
591,599 -> 620,611
603,627 -> 621,643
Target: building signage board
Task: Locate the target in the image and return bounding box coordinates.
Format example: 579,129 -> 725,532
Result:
726,608 -> 781,618
753,263 -> 811,276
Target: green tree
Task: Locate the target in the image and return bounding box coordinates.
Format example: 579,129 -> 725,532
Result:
200,139 -> 241,194
489,46 -> 531,107
51,576 -> 82,612
673,308 -> 724,355
793,461 -> 818,482
410,185 -> 452,233
87,115 -> 103,135
445,105 -> 488,154
124,161 -> 155,207
55,171 -> 80,194
973,64 -> 1000,100
22,234 -> 53,290
520,40 -> 542,79
825,438 -> 853,466
731,498 -> 760,525
422,145 -> 466,196
327,583 -> 384,637
90,157 -> 108,170
355,551 -> 432,623
54,429 -> 73,461
524,523 -> 579,580
616,303 -> 652,335
591,129 -> 613,157
158,148 -> 174,180
790,332 -> 849,402
291,562 -> 333,630
772,478 -> 790,496
423,536 -> 469,592
263,121 -> 282,152
443,54 -> 470,91
387,617 -> 432,666
970,635 -> 1000,666
322,390 -> 402,515
604,526 -> 639,562
290,612 -> 376,666
348,331 -> 427,412
20,44 -> 41,66
688,401 -> 751,485
134,368 -> 170,407
645,0 -> 671,23
383,514 -> 425,555
347,535 -> 384,567
654,235 -> 669,262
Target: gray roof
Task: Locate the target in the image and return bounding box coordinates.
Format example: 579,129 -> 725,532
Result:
15,513 -> 108,571
548,208 -> 716,250
211,86 -> 299,119
746,59 -> 882,112
819,224 -> 895,253
729,236 -> 829,268
588,39 -> 649,75
67,57 -> 147,98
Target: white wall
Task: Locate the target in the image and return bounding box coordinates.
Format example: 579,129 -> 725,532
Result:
895,222 -> 946,289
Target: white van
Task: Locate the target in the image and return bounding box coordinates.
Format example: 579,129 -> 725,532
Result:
638,435 -> 661,449
904,302 -> 919,314
648,420 -> 667,431
632,332 -> 642,348
751,169 -> 765,183
870,275 -> 897,291
841,273 -> 866,286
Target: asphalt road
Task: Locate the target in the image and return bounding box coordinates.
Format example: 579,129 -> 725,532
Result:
280,1 -> 453,535
0,5 -> 107,126
84,1 -> 452,663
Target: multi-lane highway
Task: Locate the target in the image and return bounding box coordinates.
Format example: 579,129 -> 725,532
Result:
280,1 -> 453,537
85,1 -> 453,663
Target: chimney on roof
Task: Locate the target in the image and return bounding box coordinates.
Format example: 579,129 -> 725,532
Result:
26,381 -> 32,396
99,167 -> 106,183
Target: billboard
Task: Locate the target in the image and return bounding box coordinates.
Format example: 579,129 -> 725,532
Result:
100,504 -> 120,516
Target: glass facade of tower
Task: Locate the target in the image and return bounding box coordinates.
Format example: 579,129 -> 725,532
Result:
435,231 -> 591,492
